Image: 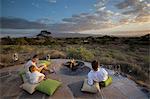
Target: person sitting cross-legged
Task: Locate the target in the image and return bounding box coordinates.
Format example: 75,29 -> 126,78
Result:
88,60 -> 108,87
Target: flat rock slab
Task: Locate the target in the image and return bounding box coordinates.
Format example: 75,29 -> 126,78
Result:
59,66 -> 90,76
0,59 -> 149,99
68,80 -> 102,99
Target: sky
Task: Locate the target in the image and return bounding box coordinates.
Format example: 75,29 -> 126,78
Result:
0,0 -> 150,36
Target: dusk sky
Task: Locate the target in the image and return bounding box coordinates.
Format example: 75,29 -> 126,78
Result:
0,0 -> 150,37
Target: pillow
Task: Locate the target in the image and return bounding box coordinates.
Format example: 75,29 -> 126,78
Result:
100,76 -> 112,87
36,79 -> 61,96
19,70 -> 28,83
21,73 -> 28,83
81,79 -> 100,93
18,70 -> 25,77
20,82 -> 39,94
38,60 -> 51,67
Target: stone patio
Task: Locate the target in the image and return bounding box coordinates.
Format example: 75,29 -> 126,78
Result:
0,59 -> 149,99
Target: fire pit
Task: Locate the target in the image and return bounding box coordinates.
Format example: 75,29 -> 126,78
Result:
64,59 -> 85,71
60,59 -> 90,76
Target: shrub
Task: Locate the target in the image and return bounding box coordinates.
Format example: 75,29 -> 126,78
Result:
13,38 -> 28,45
49,50 -> 66,59
1,45 -> 34,53
98,57 -> 116,65
67,46 -> 94,61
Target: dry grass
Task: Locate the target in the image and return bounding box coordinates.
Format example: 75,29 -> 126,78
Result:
49,50 -> 66,59
0,44 -> 149,85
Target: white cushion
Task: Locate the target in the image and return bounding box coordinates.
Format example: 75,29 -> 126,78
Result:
20,82 -> 39,94
81,79 -> 100,93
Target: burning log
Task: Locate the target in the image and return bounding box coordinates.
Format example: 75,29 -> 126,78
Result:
64,59 -> 84,71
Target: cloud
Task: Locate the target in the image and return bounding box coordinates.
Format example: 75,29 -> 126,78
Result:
115,0 -> 150,15
60,10 -> 114,32
47,0 -> 57,3
94,0 -> 108,9
36,17 -> 54,24
0,17 -> 46,29
1,0 -> 150,34
31,2 -> 40,8
115,0 -> 150,24
65,5 -> 68,9
52,0 -> 117,32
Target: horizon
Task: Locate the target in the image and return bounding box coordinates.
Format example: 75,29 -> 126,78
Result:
0,28 -> 149,38
0,0 -> 150,37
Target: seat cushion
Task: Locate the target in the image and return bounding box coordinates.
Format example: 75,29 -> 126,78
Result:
36,79 -> 61,96
18,70 -> 25,77
21,82 -> 39,94
81,79 -> 100,93
21,73 -> 28,83
100,76 -> 112,87
38,60 -> 51,67
19,70 -> 28,83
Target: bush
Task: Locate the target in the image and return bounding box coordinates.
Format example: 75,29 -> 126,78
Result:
1,45 -> 36,54
98,56 -> 119,65
0,54 -> 12,64
13,38 -> 28,45
49,50 -> 66,59
67,46 -> 94,61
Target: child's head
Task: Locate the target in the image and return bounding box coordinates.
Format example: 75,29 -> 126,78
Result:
29,65 -> 36,73
91,60 -> 99,71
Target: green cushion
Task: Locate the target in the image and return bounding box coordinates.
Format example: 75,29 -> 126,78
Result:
100,76 -> 112,87
39,60 -> 51,67
18,70 -> 29,83
18,70 -> 25,76
36,79 -> 61,96
18,70 -> 26,80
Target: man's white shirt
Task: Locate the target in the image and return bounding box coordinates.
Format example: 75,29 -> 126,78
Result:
88,68 -> 108,85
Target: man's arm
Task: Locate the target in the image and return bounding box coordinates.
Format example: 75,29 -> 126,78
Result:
103,68 -> 108,76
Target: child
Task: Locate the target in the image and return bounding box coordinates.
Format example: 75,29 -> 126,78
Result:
28,65 -> 45,84
24,54 -> 54,75
24,55 -> 45,73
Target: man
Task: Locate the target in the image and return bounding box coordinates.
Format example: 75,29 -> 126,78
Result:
88,60 -> 108,85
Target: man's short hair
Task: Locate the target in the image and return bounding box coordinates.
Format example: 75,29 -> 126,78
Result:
91,60 -> 99,71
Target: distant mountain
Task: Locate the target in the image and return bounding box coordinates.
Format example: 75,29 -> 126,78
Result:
50,33 -> 101,38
